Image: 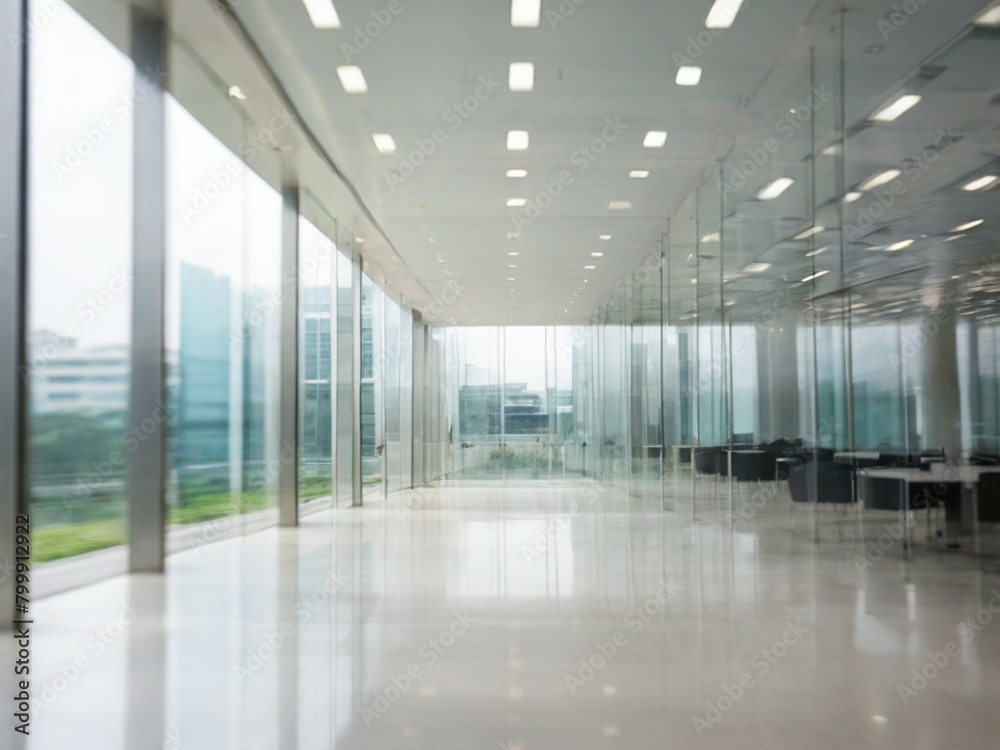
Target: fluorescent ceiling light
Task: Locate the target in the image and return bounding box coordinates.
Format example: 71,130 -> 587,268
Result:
507,251 -> 519,256
336,66 -> 368,93
794,225 -> 824,240
676,66 -> 702,86
508,264 -> 517,268
975,5 -> 1000,26
506,169 -> 527,178
954,219 -> 984,231
591,252 -> 604,257
507,198 -> 526,207
822,143 -> 841,156
643,131 -> 668,148
599,234 -> 612,240
887,239 -> 914,251
806,246 -> 829,258
744,262 -> 771,273
871,94 -> 921,122
511,0 -> 541,27
859,169 -> 901,191
756,177 -> 794,200
630,170 -> 650,178
228,85 -> 247,100
507,130 -> 529,150
962,174 -> 998,191
371,133 -> 396,153
943,234 -> 965,243
507,277 -> 516,282
702,231 -> 720,243
705,0 -> 746,28
584,265 -> 596,270
509,62 -> 535,92
802,270 -> 830,283
609,201 -> 632,210
844,191 -> 863,203
302,0 -> 341,28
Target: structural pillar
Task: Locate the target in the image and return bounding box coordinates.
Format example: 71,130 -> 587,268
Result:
127,9 -> 168,572
278,185 -> 299,526
1,0 -> 28,633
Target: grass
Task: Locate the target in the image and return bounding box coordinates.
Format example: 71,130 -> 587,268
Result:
32,519 -> 126,563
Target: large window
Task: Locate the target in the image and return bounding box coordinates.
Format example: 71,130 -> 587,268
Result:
26,0 -> 134,562
165,97 -> 281,534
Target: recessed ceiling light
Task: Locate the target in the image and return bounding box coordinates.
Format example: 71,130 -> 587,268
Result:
629,170 -> 650,179
643,131 -> 668,148
508,264 -> 517,268
756,177 -> 794,200
962,174 -> 998,191
600,234 -> 612,240
509,62 -> 535,92
228,85 -> 247,100
609,201 -> 632,210
805,246 -> 829,258
508,251 -> 519,256
507,198 -> 526,207
690,278 -> 697,284
859,169 -> 901,191
507,277 -> 516,282
371,133 -> 396,153
744,262 -> 771,273
702,231 -> 720,243
511,0 -> 541,27
507,169 -> 527,178
802,269 -> 830,283
705,0 -> 746,28
953,219 -> 984,231
336,66 -> 368,93
584,265 -> 596,270
794,225 -> 824,240
591,252 -> 604,257
507,130 -> 529,150
871,94 -> 921,122
676,66 -> 702,86
583,279 -> 588,283
887,239 -> 914,251
844,191 -> 863,203
822,143 -> 841,156
302,0 -> 341,28
975,5 -> 1000,26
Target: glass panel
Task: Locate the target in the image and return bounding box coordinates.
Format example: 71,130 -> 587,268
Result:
26,0 -> 134,562
298,216 -> 334,507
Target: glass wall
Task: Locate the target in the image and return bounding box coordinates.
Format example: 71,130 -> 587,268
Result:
164,95 -> 282,533
26,0 -> 134,563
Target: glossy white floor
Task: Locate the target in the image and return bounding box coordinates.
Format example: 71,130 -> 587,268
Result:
6,479 -> 1000,749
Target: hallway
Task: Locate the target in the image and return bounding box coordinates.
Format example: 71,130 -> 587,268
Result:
10,483 -> 1000,749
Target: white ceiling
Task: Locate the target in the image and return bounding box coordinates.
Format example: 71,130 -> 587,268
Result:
222,0 -> 1000,325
